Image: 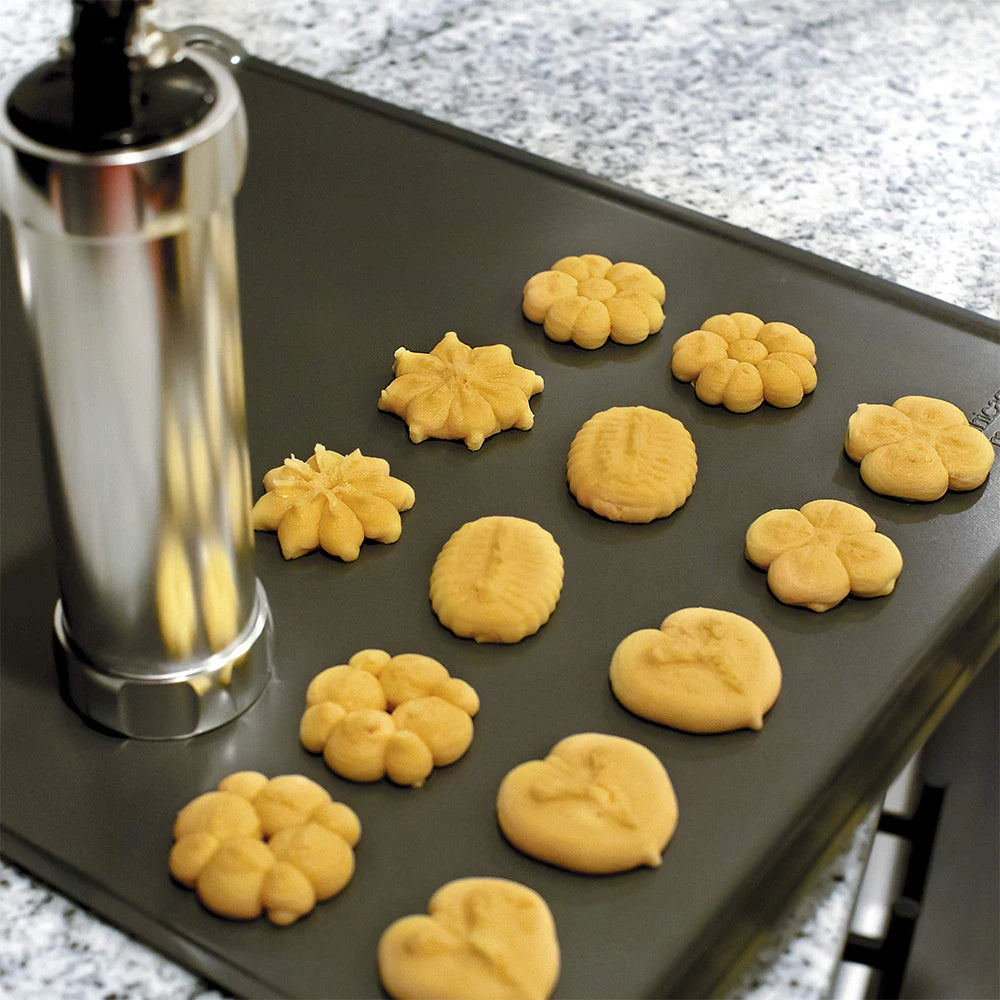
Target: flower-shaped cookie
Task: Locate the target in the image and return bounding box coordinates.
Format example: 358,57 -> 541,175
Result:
671,312 -> 817,411
251,444 -> 415,560
496,733 -> 678,874
378,878 -> 561,1000
845,395 -> 995,501
169,771 -> 361,926
522,254 -> 666,349
745,499 -> 903,612
300,649 -> 480,787
378,331 -> 545,451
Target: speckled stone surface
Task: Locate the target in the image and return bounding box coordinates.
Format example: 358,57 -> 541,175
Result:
1,1 -> 995,998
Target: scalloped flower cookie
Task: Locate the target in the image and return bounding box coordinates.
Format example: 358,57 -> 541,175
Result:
378,331 -> 544,450
378,878 -> 561,1000
430,516 -> 564,643
610,607 -> 782,733
567,405 -> 697,522
522,254 -> 666,349
169,771 -> 360,925
251,444 -> 414,560
745,499 -> 903,612
671,312 -> 817,412
845,395 -> 994,501
496,733 -> 678,874
300,649 -> 480,787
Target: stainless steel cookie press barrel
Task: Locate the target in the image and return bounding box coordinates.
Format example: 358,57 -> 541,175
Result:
0,0 -> 272,737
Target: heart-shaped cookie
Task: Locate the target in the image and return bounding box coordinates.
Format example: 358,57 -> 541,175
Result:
496,733 -> 678,874
378,877 -> 560,1000
610,607 -> 782,733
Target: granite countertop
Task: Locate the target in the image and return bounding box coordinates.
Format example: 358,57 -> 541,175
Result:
1,1 -> 996,998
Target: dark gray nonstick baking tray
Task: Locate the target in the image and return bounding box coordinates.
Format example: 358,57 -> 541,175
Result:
2,57 -> 998,999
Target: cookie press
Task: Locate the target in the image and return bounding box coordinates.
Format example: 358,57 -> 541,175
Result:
0,0 -> 272,737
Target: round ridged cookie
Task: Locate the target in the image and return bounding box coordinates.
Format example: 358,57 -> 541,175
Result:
610,607 -> 782,733
567,406 -> 697,522
430,516 -> 564,643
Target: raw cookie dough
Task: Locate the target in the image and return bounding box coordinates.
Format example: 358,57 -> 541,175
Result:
300,649 -> 480,787
251,443 -> 414,560
430,516 -> 564,643
378,331 -> 545,450
610,607 -> 782,733
845,395 -> 994,501
671,312 -> 817,412
522,253 -> 666,349
169,771 -> 360,925
378,877 -> 560,1000
745,499 -> 903,612
567,405 -> 697,522
496,733 -> 678,873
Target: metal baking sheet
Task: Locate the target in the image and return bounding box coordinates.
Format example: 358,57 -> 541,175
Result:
2,57 -> 998,999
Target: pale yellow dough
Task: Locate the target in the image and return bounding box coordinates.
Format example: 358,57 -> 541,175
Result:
496,733 -> 678,873
522,253 -> 666,349
378,877 -> 560,1000
745,499 -> 903,612
378,331 -> 545,450
567,405 -> 697,522
845,395 -> 994,501
430,516 -> 564,643
299,649 -> 480,787
610,607 -> 782,733
168,771 -> 360,925
251,444 -> 414,560
671,312 -> 818,412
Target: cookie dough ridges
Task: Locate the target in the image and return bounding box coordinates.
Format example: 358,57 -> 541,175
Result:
378,877 -> 561,1000
378,331 -> 545,450
522,254 -> 666,349
845,395 -> 994,500
745,499 -> 903,612
496,733 -> 678,873
610,607 -> 782,733
567,405 -> 697,522
430,516 -> 564,643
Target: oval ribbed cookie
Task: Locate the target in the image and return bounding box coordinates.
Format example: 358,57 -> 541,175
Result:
430,516 -> 564,643
610,607 -> 782,733
567,406 -> 697,522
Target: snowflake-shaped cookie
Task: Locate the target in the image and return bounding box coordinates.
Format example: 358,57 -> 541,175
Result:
522,254 -> 666,349
251,444 -> 415,560
300,649 -> 480,787
378,331 -> 544,450
845,395 -> 995,501
745,499 -> 903,612
169,771 -> 361,926
671,312 -> 817,411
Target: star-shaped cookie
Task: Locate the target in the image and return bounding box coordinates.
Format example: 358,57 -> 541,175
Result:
379,332 -> 544,450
